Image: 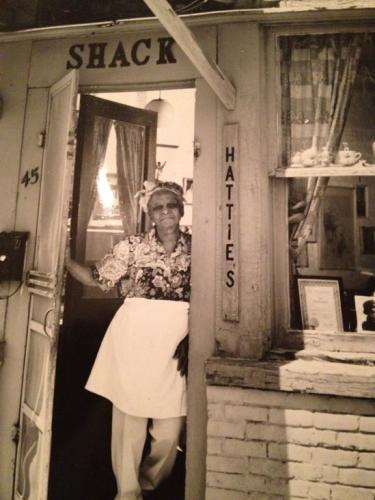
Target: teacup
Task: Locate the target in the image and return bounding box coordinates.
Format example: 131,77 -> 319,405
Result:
301,147 -> 318,167
335,150 -> 361,166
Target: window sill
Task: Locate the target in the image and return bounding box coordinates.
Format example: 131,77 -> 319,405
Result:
282,328 -> 375,355
206,354 -> 375,399
271,163 -> 375,177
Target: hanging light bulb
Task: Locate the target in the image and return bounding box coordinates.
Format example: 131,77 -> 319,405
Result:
144,91 -> 174,128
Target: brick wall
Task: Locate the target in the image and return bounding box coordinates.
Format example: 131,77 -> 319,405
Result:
206,386 -> 375,499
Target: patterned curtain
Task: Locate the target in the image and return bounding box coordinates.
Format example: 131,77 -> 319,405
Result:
114,121 -> 146,235
280,34 -> 364,261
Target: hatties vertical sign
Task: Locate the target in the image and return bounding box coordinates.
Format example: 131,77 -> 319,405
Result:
222,123 -> 239,322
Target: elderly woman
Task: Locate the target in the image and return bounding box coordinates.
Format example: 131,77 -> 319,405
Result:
65,181 -> 191,500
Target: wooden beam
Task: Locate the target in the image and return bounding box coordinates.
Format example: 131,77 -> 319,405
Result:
142,0 -> 236,110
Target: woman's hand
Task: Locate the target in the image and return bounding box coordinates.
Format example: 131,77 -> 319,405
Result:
173,335 -> 189,377
64,247 -> 97,287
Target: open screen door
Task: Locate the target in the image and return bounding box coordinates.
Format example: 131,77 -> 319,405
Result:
14,70 -> 78,500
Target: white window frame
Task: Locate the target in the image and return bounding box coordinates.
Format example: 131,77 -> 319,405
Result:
266,22 -> 375,356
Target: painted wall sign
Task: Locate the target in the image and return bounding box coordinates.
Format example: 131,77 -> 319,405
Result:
222,123 -> 239,322
66,36 -> 177,69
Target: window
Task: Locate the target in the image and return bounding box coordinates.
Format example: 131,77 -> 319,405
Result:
273,31 -> 375,339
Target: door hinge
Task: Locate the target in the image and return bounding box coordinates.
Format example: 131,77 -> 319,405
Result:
0,340 -> 5,366
37,131 -> 46,148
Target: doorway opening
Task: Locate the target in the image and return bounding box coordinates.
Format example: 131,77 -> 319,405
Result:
48,87 -> 196,500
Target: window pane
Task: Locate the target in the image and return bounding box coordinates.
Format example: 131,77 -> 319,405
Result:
283,33 -> 375,332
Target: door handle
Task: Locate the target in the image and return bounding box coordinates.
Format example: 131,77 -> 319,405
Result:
43,308 -> 54,338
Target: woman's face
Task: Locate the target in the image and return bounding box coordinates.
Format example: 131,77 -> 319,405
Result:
148,191 -> 182,231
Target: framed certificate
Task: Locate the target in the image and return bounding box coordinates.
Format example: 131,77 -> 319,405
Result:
297,276 -> 344,332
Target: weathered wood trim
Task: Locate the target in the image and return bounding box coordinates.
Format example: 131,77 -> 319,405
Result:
0,340 -> 5,366
282,329 -> 375,354
142,0 -> 236,109
1,7 -> 375,43
206,356 -> 375,399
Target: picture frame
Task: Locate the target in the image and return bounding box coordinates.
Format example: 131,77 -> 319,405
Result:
319,186 -> 355,270
297,276 -> 345,332
354,295 -> 375,333
361,226 -> 375,255
356,185 -> 368,218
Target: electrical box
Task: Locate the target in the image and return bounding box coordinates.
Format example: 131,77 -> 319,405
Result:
0,232 -> 29,281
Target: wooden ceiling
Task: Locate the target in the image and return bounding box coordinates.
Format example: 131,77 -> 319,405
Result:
0,0 -> 279,31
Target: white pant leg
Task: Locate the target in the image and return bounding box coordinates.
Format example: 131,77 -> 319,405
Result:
111,406 -> 148,500
139,416 -> 185,492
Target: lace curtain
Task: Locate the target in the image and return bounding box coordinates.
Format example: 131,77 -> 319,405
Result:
78,115 -> 112,237
114,121 -> 146,234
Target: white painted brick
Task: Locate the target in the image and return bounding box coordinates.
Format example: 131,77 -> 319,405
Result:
268,443 -> 312,462
314,413 -> 359,431
287,480 -> 310,497
206,487 -> 249,500
308,482 -> 331,499
207,386 -> 245,404
249,494 -> 283,500
207,437 -> 223,455
207,420 -> 245,439
207,455 -> 247,474
285,427 -> 315,446
246,423 -> 284,442
331,484 -> 375,500
358,452 -> 375,470
206,471 -> 247,492
245,423 -> 337,448
287,427 -> 337,448
225,405 -> 268,422
337,432 -> 375,451
208,403 -> 225,421
311,447 -> 358,467
311,428 -> 337,447
243,389 -> 289,407
241,389 -> 375,416
244,473 -> 266,493
288,462 -> 339,484
339,468 -> 375,488
224,438 -> 267,458
269,409 -> 313,427
248,458 -> 292,478
360,416 -> 375,433
246,475 -> 289,496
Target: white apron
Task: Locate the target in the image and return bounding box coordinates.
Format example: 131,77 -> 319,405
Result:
85,297 -> 189,418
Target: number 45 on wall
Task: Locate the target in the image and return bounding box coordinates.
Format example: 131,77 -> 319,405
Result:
21,167 -> 40,188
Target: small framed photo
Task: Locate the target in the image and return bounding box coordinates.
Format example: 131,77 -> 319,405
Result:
356,185 -> 368,217
297,276 -> 344,332
354,295 -> 375,333
361,227 -> 375,255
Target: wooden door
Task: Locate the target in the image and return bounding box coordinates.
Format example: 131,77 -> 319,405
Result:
48,94 -> 157,500
14,70 -> 78,500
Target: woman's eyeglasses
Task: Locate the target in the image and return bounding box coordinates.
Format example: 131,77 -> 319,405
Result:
151,202 -> 179,214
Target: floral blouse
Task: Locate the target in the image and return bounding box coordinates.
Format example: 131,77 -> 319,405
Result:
91,227 -> 191,302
